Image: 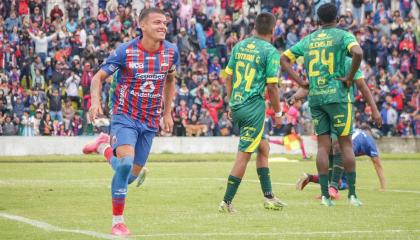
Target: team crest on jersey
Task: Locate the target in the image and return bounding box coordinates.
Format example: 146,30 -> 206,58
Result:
246,43 -> 256,49
140,81 -> 156,93
317,33 -> 328,38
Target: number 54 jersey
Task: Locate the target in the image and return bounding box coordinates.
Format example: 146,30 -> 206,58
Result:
225,36 -> 280,111
101,37 -> 179,129
283,27 -> 359,107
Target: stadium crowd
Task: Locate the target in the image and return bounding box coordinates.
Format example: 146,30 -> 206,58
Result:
0,0 -> 418,137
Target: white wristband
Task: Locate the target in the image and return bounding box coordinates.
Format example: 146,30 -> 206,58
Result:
275,112 -> 282,117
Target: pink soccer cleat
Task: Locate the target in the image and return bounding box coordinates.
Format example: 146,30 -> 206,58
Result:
328,186 -> 340,200
111,223 -> 130,236
82,132 -> 110,154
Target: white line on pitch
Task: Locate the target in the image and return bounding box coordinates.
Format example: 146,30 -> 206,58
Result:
0,212 -> 119,240
132,229 -> 420,238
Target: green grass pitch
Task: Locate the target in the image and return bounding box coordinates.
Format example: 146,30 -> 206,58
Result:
0,153 -> 419,239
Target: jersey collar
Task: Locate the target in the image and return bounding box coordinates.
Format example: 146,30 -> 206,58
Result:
137,36 -> 164,54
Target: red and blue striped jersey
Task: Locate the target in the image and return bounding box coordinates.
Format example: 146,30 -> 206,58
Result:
101,37 -> 179,129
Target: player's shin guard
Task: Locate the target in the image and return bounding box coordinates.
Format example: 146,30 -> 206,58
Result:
223,175 -> 241,204
345,171 -> 357,198
330,153 -> 343,189
257,167 -> 273,198
111,156 -> 134,218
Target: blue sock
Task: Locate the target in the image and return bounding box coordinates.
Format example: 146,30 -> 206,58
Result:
110,156 -> 119,171
127,174 -> 138,185
111,156 -> 134,199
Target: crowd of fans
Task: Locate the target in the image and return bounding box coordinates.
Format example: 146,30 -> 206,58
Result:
0,0 -> 418,137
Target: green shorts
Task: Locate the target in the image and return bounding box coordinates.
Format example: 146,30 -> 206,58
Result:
311,102 -> 354,137
232,99 -> 265,153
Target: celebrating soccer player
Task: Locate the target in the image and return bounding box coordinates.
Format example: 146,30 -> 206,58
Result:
88,8 -> 179,235
280,3 -> 365,207
219,12 -> 286,213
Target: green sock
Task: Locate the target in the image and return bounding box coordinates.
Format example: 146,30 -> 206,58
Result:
330,153 -> 343,189
257,167 -> 273,198
328,154 -> 333,182
345,172 -> 356,197
319,174 -> 330,198
223,175 -> 242,204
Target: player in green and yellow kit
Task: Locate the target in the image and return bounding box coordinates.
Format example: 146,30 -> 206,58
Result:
280,3 -> 364,207
219,12 -> 286,213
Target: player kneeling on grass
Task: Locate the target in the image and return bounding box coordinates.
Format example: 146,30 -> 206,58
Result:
219,12 -> 286,213
297,126 -> 386,199
87,8 -> 179,236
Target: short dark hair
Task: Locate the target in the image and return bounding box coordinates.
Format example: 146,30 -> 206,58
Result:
138,7 -> 166,23
317,3 -> 338,23
255,12 -> 276,35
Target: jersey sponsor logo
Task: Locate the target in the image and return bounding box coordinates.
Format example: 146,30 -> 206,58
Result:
126,49 -> 142,57
135,73 -> 166,80
129,90 -> 161,98
128,62 -> 144,69
118,84 -> 128,106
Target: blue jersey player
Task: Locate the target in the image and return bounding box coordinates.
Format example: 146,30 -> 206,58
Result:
87,8 -> 179,236
296,127 -> 386,192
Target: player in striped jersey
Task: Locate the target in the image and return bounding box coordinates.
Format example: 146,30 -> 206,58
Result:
87,8 -> 179,235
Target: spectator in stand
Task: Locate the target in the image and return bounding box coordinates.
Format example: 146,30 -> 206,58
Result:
70,111 -> 83,136
39,112 -> 52,136
2,114 -> 17,136
47,86 -> 64,122
50,4 -> 63,22
65,70 -> 81,108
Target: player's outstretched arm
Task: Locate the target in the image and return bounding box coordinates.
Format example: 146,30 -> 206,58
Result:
89,69 -> 109,122
355,78 -> 382,128
371,156 -> 386,190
